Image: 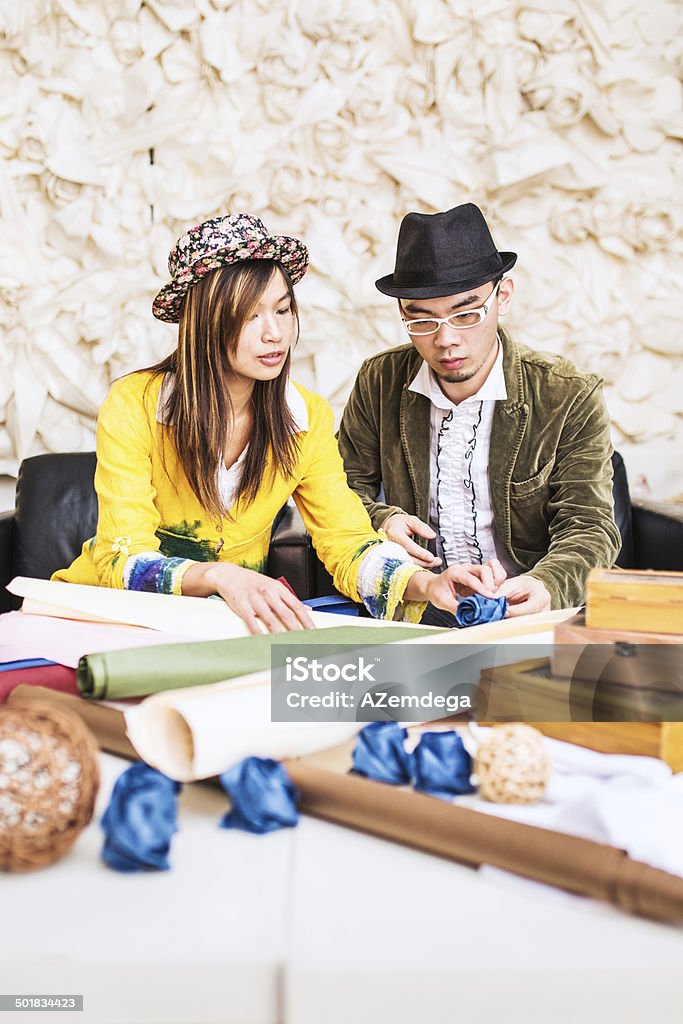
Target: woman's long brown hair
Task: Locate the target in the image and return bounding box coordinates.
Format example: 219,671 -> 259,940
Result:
143,259 -> 300,520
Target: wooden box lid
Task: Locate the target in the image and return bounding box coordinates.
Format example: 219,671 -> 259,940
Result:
585,569 -> 683,635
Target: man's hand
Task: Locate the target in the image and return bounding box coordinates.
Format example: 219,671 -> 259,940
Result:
183,562 -> 315,635
383,513 -> 442,568
497,574 -> 551,617
404,560 -> 507,611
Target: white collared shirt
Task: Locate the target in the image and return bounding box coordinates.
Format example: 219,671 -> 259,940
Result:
408,339 -> 519,575
157,374 -> 309,511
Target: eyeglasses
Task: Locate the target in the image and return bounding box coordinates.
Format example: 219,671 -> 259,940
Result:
401,281 -> 501,336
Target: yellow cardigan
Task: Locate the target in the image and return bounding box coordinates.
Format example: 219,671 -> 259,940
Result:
54,371 -> 422,619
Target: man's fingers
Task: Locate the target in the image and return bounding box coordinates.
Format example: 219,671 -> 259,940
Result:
410,549 -> 442,568
400,536 -> 439,564
487,559 -> 507,588
450,569 -> 495,598
504,600 -> 533,618
497,575 -> 550,617
385,515 -> 440,564
504,593 -> 547,616
496,578 -> 525,599
477,564 -> 496,592
406,516 -> 436,540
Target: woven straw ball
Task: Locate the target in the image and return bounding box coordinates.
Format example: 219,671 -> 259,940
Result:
0,703 -> 100,872
474,724 -> 551,804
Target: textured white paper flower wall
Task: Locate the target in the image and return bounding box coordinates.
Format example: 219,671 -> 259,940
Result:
0,0 -> 681,497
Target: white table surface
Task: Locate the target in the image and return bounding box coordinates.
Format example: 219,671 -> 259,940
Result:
285,817 -> 683,1024
0,755 -> 293,1024
2,753 -> 682,1024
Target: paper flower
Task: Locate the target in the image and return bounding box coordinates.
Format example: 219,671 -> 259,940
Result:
455,595 -> 508,628
219,757 -> 299,834
101,763 -> 181,872
413,731 -> 475,800
351,722 -> 413,785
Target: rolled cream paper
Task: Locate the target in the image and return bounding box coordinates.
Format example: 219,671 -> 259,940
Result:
124,671 -> 361,782
7,577 -> 402,640
9,577 -> 254,638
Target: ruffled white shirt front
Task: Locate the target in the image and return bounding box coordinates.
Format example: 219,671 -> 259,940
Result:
408,339 -> 518,575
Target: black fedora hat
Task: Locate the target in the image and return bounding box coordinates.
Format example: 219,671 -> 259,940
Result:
376,203 -> 517,299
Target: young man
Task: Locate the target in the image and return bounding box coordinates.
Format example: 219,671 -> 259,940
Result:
337,203 -> 620,621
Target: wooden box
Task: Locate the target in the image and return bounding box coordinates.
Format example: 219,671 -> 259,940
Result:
531,722 -> 683,771
585,569 -> 683,635
477,658 -> 683,771
552,613 -> 683,692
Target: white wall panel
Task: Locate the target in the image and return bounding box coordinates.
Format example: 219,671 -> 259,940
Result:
0,0 -> 681,497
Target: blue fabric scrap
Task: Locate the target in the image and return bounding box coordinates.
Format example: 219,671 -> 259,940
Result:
219,757 -> 299,834
413,731 -> 475,800
101,763 -> 181,872
351,721 -> 413,785
455,594 -> 507,628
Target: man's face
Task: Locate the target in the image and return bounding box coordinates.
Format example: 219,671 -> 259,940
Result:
399,278 -> 513,393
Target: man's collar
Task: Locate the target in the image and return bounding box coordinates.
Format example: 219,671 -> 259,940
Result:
408,335 -> 508,409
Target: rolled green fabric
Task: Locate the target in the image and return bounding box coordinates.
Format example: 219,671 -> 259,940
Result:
77,625 -> 444,700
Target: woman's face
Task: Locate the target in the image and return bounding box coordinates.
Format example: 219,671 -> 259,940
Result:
227,269 -> 295,386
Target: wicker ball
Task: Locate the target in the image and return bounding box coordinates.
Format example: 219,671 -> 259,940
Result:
0,703 -> 100,872
474,724 -> 550,804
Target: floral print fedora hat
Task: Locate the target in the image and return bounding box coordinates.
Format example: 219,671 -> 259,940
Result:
152,213 -> 310,323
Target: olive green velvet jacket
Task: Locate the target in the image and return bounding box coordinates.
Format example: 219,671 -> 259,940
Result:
337,328 -> 621,609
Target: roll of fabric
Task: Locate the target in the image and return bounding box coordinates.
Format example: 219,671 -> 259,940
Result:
78,624 -> 443,700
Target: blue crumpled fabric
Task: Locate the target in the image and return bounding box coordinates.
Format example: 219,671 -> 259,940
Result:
413,731 -> 475,800
455,594 -> 507,628
352,722 -> 414,784
219,757 -> 299,833
101,763 -> 181,872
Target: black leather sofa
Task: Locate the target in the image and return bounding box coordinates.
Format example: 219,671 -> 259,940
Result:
1,451 -> 682,615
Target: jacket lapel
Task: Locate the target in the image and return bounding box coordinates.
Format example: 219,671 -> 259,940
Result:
490,331 -> 528,550
399,368 -> 431,523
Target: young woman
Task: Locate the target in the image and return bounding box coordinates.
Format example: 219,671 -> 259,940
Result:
55,214 -> 500,632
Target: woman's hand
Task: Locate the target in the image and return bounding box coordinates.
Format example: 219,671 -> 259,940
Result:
404,560 -> 507,612
182,562 -> 315,635
382,513 -> 442,568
